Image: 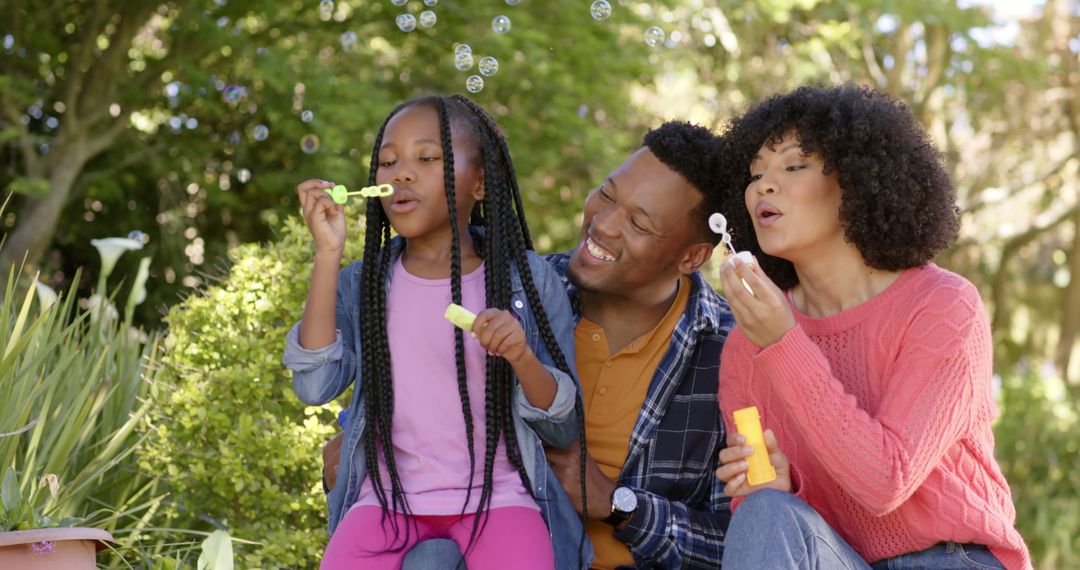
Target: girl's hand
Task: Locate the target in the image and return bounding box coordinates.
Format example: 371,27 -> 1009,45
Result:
720,257 -> 796,348
297,179 -> 346,257
715,429 -> 793,497
472,309 -> 531,364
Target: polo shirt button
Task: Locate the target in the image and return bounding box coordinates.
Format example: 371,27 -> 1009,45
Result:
591,333 -> 600,342
599,387 -> 608,395
514,300 -> 524,309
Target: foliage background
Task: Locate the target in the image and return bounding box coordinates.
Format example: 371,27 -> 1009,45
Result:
2,0 -> 1079,568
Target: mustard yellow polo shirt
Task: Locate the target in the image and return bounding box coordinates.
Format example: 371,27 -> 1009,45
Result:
575,276 -> 691,570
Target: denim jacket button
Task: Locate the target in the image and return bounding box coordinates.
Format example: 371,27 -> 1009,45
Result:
514,300 -> 524,309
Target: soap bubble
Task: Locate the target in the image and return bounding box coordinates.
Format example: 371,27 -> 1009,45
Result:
340,31 -> 357,48
319,0 -> 334,20
455,44 -> 472,56
465,75 -> 484,93
644,26 -> 665,47
222,84 -> 246,104
127,230 -> 147,242
391,0 -> 407,5
300,134 -> 321,154
492,15 -> 511,34
455,50 -> 474,71
252,124 -> 269,141
237,168 -> 251,183
423,0 -> 438,5
478,56 -> 499,77
301,109 -> 314,123
396,13 -> 417,32
590,0 -> 612,21
506,0 -> 522,4
418,10 -> 437,28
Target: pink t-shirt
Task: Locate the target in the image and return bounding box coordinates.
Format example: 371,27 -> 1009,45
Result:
355,258 -> 536,515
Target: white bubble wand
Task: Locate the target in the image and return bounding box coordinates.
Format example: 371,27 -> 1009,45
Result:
709,213 -> 756,296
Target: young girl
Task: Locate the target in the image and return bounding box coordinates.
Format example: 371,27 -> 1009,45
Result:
713,85 -> 1031,569
283,94 -> 589,569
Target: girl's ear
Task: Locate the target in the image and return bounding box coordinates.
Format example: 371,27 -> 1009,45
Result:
471,171 -> 485,201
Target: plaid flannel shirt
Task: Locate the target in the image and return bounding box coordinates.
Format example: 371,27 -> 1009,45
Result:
546,252 -> 734,569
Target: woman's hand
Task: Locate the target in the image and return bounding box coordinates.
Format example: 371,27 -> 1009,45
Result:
720,257 -> 796,349
297,178 -> 346,258
715,429 -> 793,497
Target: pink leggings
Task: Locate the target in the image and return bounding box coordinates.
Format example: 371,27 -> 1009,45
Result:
320,505 -> 554,570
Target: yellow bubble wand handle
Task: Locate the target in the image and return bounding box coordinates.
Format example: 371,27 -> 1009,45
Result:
324,184 -> 395,204
733,406 -> 776,485
443,303 -> 476,332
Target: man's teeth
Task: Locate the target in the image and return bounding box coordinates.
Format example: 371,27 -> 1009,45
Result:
587,239 -> 615,261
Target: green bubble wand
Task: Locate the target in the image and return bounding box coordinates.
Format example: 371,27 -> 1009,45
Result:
324,183 -> 394,204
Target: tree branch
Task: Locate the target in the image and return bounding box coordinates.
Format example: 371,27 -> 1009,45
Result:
963,154 -> 1079,214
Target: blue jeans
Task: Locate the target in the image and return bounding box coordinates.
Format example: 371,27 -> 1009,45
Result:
722,490 -> 1005,570
402,539 -> 465,570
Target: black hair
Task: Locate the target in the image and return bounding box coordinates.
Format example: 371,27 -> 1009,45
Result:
642,121 -> 727,245
359,94 -> 589,565
718,84 -> 960,289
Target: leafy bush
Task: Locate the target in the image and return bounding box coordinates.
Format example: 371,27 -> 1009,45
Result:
995,367 -> 1080,570
140,212 -> 364,568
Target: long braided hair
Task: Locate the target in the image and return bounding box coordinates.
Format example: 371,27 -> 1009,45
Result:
359,94 -> 590,562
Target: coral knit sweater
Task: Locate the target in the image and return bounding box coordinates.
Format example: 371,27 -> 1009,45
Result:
718,264 -> 1031,570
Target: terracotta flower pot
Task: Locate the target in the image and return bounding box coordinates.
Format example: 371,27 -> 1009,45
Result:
0,527 -> 113,569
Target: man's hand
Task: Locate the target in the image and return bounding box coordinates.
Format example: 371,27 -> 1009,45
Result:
545,438 -> 620,521
323,431 -> 345,491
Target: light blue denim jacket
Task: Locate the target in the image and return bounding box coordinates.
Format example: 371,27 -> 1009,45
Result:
283,233 -> 594,568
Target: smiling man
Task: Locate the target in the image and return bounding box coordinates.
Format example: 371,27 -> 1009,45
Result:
320,121 -> 735,569
543,121 -> 735,569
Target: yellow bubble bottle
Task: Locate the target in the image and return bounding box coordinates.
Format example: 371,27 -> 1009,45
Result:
733,406 -> 776,485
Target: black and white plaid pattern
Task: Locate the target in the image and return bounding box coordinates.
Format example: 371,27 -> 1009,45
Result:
547,252 -> 734,569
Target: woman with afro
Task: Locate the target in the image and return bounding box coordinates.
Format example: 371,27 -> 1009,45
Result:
712,85 -> 1031,569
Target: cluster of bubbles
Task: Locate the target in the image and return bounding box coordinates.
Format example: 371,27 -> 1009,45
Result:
587,1 -> 665,48
390,0 -> 437,33
454,44 -> 499,94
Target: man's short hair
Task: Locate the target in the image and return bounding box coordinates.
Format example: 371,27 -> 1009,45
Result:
643,121 -> 725,245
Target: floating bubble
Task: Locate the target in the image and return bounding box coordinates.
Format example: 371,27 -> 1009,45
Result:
644,26 -> 665,47
423,0 -> 438,5
319,0 -> 334,20
222,84 -> 246,104
465,75 -> 484,93
127,230 -> 147,242
418,10 -> 437,29
237,168 -> 251,183
2,35 -> 13,50
506,0 -> 522,4
252,124 -> 269,141
390,0 -> 407,5
301,109 -> 314,123
396,13 -> 417,32
455,43 -> 472,56
492,15 -> 511,34
300,134 -> 321,154
478,56 -> 499,77
577,104 -> 588,118
454,50 -> 474,71
340,31 -> 358,48
590,0 -> 612,20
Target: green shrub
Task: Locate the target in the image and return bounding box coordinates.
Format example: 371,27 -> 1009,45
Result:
995,367 -> 1080,570
141,212 -> 364,568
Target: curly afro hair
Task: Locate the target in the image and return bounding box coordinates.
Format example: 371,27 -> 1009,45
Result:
643,121 -> 726,245
717,84 -> 960,290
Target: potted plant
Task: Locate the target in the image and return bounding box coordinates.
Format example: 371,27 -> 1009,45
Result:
0,466 -> 113,569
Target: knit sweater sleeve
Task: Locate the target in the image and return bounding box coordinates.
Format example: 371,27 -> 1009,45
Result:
719,329 -> 812,510
752,278 -> 992,516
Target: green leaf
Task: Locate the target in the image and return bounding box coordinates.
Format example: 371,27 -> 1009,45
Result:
1,466 -> 20,511
197,530 -> 234,570
6,177 -> 50,198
